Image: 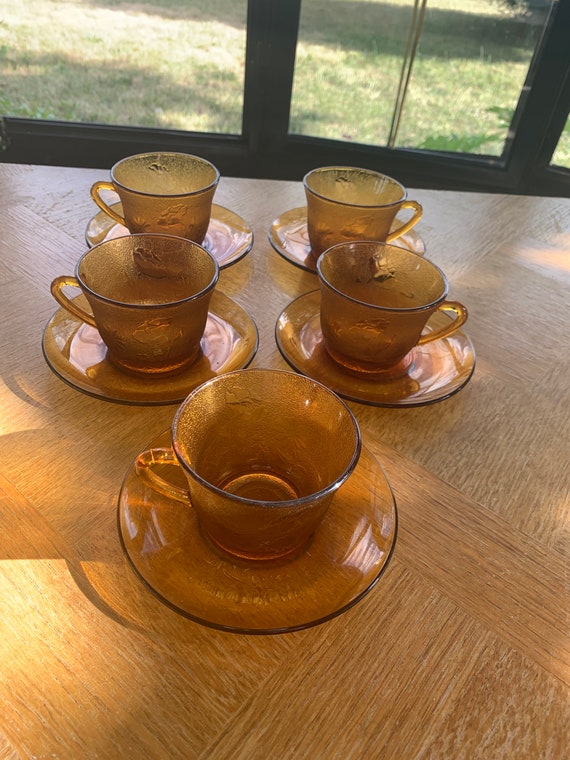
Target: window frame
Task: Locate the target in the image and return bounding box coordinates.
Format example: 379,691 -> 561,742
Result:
1,0 -> 569,196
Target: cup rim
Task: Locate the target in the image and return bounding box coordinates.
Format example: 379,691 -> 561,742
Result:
172,368 -> 362,508
76,233 -> 219,309
302,165 -> 407,208
317,241 -> 449,313
110,151 -> 220,197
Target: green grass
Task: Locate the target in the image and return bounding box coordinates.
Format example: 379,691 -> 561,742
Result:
0,0 -> 248,131
290,0 -> 559,157
0,0 -> 568,166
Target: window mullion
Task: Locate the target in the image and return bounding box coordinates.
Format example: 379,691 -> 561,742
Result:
504,0 -> 570,190
242,0 -> 302,173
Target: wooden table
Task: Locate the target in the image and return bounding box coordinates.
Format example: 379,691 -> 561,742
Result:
0,163 -> 568,759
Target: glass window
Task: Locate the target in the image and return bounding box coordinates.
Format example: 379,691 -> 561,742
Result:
0,0 -> 248,134
0,0 -> 567,196
289,0 -> 557,157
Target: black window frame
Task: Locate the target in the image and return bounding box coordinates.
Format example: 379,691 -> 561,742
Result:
1,0 -> 569,196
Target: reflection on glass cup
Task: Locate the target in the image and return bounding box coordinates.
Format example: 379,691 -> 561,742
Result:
135,368 -> 361,562
90,152 -> 220,244
303,165 -> 423,257
317,241 -> 468,376
50,234 -> 219,376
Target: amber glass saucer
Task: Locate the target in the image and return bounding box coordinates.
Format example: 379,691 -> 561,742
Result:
42,291 -> 258,405
118,429 -> 397,634
276,290 -> 475,407
268,206 -> 426,272
86,202 -> 253,268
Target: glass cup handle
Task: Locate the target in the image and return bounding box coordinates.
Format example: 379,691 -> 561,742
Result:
418,301 -> 468,345
50,276 -> 97,327
386,200 -> 423,242
135,448 -> 189,504
90,181 -> 127,227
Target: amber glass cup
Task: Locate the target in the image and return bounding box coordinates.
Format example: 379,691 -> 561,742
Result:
303,166 -> 423,257
317,241 -> 468,376
135,369 -> 361,561
50,234 -> 219,376
90,152 -> 220,244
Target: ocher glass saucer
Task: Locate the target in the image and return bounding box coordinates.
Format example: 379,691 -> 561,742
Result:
42,291 -> 258,405
268,206 -> 426,272
118,429 -> 397,634
276,290 -> 475,407
86,202 -> 253,269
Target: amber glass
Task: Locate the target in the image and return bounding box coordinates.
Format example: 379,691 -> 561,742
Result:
50,234 -> 219,376
267,205 -> 426,272
317,241 -> 467,375
120,431 -> 397,633
43,290 -> 259,405
275,291 -> 475,407
135,368 -> 361,561
303,166 -> 422,256
90,152 -> 220,244
86,202 -> 253,269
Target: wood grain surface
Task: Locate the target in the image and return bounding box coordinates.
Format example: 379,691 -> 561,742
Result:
0,163 -> 568,759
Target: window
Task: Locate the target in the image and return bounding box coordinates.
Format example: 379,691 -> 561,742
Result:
1,0 -> 568,196
0,0 -> 248,134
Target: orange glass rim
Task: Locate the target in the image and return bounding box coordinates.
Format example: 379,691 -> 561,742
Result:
317,243 -> 449,313
75,233 -> 219,309
303,165 -> 407,208
110,151 -> 220,197
172,369 -> 362,509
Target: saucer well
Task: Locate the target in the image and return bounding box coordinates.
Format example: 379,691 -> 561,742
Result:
276,290 -> 475,407
42,291 -> 258,405
118,429 -> 397,634
268,206 -> 426,272
86,202 -> 253,269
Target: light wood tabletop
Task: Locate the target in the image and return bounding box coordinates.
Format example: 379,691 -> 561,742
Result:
0,162 -> 568,759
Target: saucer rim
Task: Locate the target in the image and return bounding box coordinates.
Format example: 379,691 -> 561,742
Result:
275,289 -> 476,408
267,205 -> 426,273
85,201 -> 254,269
42,290 -> 259,406
117,429 -> 398,635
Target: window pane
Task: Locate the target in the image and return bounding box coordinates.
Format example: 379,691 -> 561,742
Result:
0,0 -> 247,134
551,114 -> 570,170
290,0 -> 557,157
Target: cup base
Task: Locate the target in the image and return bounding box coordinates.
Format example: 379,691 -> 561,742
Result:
220,470 -> 299,501
107,348 -> 201,378
197,468 -> 331,564
200,526 -> 312,565
324,346 -> 413,380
